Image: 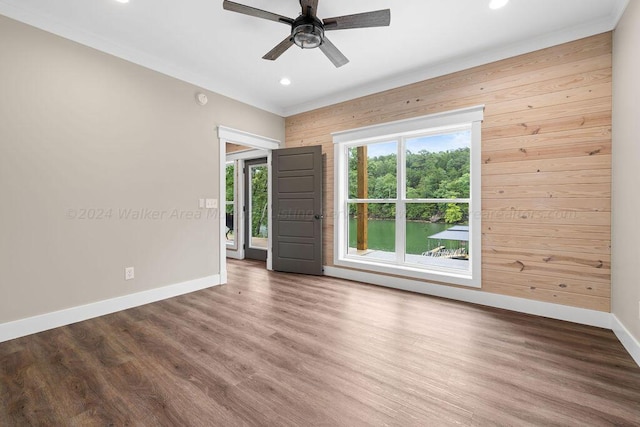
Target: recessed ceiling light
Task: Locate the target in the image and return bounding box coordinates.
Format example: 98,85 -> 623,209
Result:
280,77 -> 291,86
114,0 -> 130,3
489,0 -> 509,10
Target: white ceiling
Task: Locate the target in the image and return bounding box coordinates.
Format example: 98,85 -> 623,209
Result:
0,0 -> 628,116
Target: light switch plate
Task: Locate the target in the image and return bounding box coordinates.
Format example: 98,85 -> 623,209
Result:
205,198 -> 218,209
198,198 -> 205,209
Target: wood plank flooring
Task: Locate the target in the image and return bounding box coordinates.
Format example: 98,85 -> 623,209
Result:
1,259 -> 639,426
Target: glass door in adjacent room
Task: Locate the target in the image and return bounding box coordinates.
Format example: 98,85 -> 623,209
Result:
244,158 -> 268,261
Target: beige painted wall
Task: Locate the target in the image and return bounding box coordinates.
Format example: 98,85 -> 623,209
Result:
612,2 -> 640,342
0,15 -> 284,323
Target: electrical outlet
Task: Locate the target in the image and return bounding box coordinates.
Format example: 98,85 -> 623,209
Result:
125,266 -> 135,281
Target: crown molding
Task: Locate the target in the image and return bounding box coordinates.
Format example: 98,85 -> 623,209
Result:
0,2 -> 285,115
283,13 -> 621,116
0,0 -> 628,118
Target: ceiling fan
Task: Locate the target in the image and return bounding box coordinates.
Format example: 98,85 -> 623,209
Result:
222,0 -> 391,68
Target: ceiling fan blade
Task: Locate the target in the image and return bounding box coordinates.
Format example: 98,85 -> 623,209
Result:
319,37 -> 349,68
300,0 -> 319,17
223,1 -> 294,25
323,9 -> 390,31
262,36 -> 295,61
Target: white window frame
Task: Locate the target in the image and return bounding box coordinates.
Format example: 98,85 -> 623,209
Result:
332,105 -> 484,288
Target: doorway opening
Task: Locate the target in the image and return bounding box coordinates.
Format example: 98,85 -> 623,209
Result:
217,127 -> 281,280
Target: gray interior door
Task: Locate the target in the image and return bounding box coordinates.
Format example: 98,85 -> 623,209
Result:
272,145 -> 323,275
244,157 -> 268,261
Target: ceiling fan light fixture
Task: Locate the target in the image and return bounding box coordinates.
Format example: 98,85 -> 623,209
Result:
292,23 -> 324,49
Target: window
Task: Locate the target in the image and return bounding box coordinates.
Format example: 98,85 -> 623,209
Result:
247,162 -> 269,250
225,162 -> 237,249
333,106 -> 483,287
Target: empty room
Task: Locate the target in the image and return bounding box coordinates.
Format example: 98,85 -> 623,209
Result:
1,0 -> 639,425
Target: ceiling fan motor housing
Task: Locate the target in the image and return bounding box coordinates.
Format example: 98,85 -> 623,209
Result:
291,15 -> 324,49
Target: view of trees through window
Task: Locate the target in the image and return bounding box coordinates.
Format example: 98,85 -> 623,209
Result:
249,164 -> 268,244
225,163 -> 235,245
346,130 -> 471,260
225,161 -> 268,249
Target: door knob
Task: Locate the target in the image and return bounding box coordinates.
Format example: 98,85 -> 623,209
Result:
314,214 -> 324,220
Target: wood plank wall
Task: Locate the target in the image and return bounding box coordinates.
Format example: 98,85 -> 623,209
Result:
285,33 -> 612,312
226,143 -> 250,153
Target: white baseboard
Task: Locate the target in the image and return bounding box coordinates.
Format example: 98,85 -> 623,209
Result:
0,275 -> 221,343
3,268 -> 638,368
612,315 -> 640,367
328,265 -> 639,368
324,266 -> 612,329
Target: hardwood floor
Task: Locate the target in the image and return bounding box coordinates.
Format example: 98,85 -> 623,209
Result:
1,259 -> 639,426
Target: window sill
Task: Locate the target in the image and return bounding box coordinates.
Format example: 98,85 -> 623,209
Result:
334,256 -> 481,288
